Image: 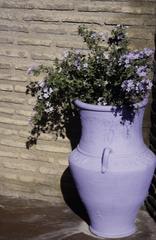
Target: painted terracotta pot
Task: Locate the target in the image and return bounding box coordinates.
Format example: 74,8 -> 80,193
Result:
69,98 -> 156,238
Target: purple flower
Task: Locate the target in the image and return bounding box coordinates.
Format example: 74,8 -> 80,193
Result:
143,48 -> 154,57
74,60 -> 81,70
120,50 -> 147,68
121,79 -> 135,92
140,79 -> 153,90
136,66 -> 147,77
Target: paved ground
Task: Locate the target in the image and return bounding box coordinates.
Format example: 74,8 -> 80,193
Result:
0,195 -> 155,240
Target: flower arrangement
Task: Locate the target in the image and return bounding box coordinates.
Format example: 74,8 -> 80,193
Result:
26,25 -> 154,148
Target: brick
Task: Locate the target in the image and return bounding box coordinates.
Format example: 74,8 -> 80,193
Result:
0,117 -> 28,126
14,85 -> 26,93
0,149 -> 19,158
58,159 -> 68,166
16,109 -> 32,117
34,24 -> 67,35
18,174 -> 35,183
0,138 -> 26,148
17,39 -> 51,47
0,107 -> 14,114
0,94 -> 25,104
27,98 -> 36,105
9,77 -> 27,82
0,182 -> 34,193
39,167 -> 57,175
36,143 -> 70,153
0,24 -> 28,33
38,186 -> 60,197
2,159 -> 38,172
15,65 -> 28,71
56,38 -> 86,49
0,83 -> 13,91
20,152 -> 54,162
0,49 -> 28,58
38,133 -> 54,141
0,37 -> 14,44
0,127 -> 18,136
0,63 -> 11,69
128,28 -> 154,40
31,53 -> 53,61
0,169 -> 18,180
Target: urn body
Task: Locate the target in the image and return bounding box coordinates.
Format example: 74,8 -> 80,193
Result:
69,99 -> 156,238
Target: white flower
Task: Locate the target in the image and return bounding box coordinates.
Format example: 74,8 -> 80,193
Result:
38,80 -> 45,88
63,50 -> 69,58
43,93 -> 49,99
43,87 -> 48,93
46,102 -> 51,107
49,87 -> 53,94
103,52 -> 109,59
83,63 -> 88,68
45,107 -> 54,113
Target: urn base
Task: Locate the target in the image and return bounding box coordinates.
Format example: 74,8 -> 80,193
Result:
90,226 -> 136,239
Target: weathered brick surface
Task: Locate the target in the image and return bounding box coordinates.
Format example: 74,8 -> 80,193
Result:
0,0 -> 155,204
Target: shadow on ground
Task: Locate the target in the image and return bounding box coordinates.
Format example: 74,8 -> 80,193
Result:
60,167 -> 90,225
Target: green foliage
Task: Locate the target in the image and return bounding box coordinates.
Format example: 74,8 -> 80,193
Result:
26,25 -> 153,148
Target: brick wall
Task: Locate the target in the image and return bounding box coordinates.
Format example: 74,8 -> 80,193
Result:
0,0 -> 156,204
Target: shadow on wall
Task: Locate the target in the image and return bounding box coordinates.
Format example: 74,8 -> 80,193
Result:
145,32 -> 156,221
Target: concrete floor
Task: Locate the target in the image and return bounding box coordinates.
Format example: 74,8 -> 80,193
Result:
0,196 -> 156,240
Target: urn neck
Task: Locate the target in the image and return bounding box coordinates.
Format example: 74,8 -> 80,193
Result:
75,100 -> 148,157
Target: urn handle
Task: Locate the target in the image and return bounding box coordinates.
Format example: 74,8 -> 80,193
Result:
101,147 -> 112,174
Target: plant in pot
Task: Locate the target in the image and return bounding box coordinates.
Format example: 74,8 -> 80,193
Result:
26,25 -> 156,238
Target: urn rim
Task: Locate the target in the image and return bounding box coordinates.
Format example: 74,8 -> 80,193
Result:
74,97 -> 148,112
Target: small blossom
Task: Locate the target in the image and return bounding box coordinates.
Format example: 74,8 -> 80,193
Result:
103,52 -> 109,59
58,67 -> 62,73
121,79 -> 135,92
136,66 -> 147,77
43,87 -> 48,93
43,93 -> 49,99
63,50 -> 69,58
27,64 -> 39,75
49,87 -> 53,94
83,63 -> 88,68
90,32 -> 97,39
143,48 -> 154,57
45,107 -> 54,113
38,94 -> 43,100
46,102 -> 51,107
38,80 -> 45,88
74,60 -> 81,70
76,50 -> 81,55
140,79 -> 153,90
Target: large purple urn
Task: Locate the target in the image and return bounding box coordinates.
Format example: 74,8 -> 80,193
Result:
69,98 -> 156,238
